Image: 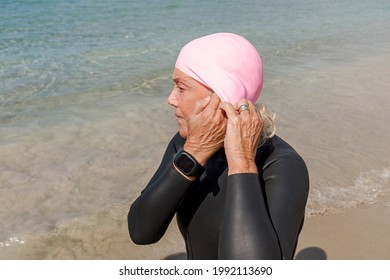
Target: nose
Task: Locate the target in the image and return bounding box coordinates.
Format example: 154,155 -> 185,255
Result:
167,88 -> 178,107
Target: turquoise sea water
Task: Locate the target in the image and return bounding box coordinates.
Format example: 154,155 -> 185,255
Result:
1,0 -> 390,258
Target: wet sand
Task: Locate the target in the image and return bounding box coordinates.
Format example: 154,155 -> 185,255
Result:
295,192 -> 390,260
124,193 -> 390,260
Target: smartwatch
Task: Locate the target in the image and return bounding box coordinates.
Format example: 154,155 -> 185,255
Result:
173,149 -> 206,177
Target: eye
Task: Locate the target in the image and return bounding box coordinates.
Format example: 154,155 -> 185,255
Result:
173,80 -> 188,93
175,83 -> 185,93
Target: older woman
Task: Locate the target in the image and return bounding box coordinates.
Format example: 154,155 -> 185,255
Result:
128,33 -> 309,259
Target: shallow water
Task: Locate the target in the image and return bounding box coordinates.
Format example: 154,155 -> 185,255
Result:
1,0 -> 389,259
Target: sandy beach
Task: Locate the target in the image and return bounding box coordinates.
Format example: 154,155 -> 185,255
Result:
295,192 -> 390,260
121,191 -> 390,260
2,1 -> 390,260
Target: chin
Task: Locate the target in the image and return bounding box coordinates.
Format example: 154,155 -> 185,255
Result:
178,127 -> 187,139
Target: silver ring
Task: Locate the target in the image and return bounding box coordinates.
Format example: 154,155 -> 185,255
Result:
238,103 -> 250,113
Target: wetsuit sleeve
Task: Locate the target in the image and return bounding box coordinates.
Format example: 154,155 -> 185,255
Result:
219,174 -> 281,259
219,159 -> 309,259
262,158 -> 309,259
128,134 -> 192,245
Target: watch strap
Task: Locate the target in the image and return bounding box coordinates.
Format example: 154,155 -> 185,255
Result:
173,149 -> 206,177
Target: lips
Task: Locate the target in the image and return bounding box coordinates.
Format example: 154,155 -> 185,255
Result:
176,116 -> 185,123
175,115 -> 186,126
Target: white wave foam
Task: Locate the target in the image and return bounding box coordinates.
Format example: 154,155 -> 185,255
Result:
306,167 -> 390,216
0,236 -> 25,248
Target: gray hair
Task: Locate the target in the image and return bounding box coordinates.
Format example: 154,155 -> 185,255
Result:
256,103 -> 276,147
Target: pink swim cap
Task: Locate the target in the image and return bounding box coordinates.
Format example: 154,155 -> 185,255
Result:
175,33 -> 263,105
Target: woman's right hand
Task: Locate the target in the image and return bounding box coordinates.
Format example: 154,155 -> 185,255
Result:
183,93 -> 227,165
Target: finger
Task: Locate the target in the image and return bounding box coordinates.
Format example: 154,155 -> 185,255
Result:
203,92 -> 221,113
247,101 -> 257,116
253,102 -> 262,120
238,104 -> 250,115
236,99 -> 251,114
220,102 -> 238,119
235,99 -> 249,110
247,100 -> 260,121
248,101 -> 264,130
248,101 -> 262,122
191,95 -> 211,115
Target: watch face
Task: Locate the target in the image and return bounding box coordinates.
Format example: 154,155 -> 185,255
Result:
175,153 -> 196,174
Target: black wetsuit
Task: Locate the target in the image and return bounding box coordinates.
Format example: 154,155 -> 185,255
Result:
128,133 -> 309,259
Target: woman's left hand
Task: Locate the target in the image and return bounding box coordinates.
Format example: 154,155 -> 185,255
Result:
220,100 -> 263,175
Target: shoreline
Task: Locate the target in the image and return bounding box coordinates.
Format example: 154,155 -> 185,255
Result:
295,191 -> 390,260
124,192 -> 390,260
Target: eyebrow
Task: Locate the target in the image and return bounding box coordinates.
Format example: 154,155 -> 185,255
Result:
173,77 -> 190,83
173,77 -> 195,88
